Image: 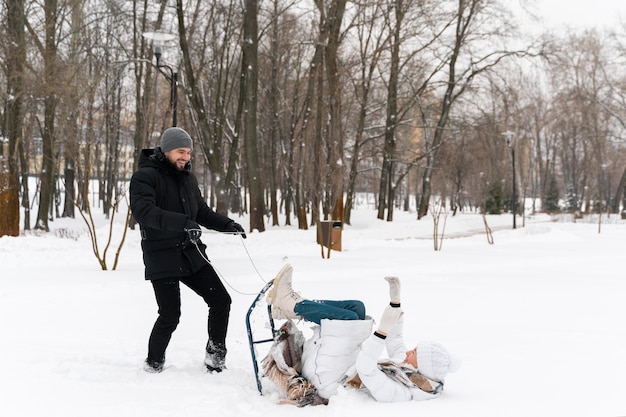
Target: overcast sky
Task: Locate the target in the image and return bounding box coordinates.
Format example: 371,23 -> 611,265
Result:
533,0 -> 626,30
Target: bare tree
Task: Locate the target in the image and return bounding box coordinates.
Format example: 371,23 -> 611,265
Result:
376,0 -> 405,221
28,0 -> 61,231
242,0 -> 265,232
343,1 -> 389,224
257,5 -> 311,227
547,30 -> 615,214
416,0 -> 531,219
175,0 -> 243,216
294,0 -> 349,226
1,0 -> 26,236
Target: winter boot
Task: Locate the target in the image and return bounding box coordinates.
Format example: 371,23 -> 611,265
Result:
266,263 -> 303,320
143,358 -> 164,373
205,341 -> 227,373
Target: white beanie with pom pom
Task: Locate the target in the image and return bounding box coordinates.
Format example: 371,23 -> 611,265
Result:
416,341 -> 461,382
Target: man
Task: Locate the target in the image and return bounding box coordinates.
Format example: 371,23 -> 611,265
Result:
130,127 -> 246,373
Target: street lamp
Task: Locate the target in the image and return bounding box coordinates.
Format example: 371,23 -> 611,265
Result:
502,130 -> 516,229
143,32 -> 178,127
599,163 -> 607,233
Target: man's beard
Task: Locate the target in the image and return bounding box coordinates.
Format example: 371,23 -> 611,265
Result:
167,158 -> 187,171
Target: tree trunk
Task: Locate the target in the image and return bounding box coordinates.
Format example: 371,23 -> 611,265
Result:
62,158 -> 75,218
294,4 -> 327,229
18,137 -> 30,231
268,0 -> 280,226
612,166 -> 625,215
2,0 -> 25,236
312,54 -> 324,225
324,0 -> 347,223
243,0 -> 265,232
0,167 -> 20,237
378,0 -> 402,222
344,140 -> 360,225
34,0 -> 59,231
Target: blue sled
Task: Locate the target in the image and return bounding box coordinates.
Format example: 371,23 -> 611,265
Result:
245,279 -> 277,395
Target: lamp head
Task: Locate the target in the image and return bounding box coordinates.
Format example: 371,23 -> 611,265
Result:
142,32 -> 175,65
502,130 -> 515,147
154,45 -> 162,64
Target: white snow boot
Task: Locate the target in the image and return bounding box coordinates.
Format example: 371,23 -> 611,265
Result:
266,263 -> 303,320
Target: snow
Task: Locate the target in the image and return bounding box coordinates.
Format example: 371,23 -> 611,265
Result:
1,207 -> 625,417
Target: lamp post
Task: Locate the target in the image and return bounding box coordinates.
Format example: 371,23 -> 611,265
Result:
502,130 -> 516,229
599,163 -> 607,233
143,32 -> 178,127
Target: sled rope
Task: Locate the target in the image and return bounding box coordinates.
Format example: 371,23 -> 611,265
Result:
191,231 -> 269,296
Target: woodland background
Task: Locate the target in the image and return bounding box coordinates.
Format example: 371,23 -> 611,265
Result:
2,0 -> 626,237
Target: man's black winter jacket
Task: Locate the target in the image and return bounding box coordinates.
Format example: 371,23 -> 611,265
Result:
130,148 -> 233,280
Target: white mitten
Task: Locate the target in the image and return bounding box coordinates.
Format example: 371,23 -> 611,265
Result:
377,305 -> 403,335
385,276 -> 401,304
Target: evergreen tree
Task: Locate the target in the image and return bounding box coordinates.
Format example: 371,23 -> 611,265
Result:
564,182 -> 578,213
542,175 -> 560,212
485,181 -> 504,214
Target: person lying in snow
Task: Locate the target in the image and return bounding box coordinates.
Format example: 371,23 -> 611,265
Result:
263,263 -> 460,403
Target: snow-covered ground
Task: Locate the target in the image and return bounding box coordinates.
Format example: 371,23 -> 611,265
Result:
1,207 -> 624,417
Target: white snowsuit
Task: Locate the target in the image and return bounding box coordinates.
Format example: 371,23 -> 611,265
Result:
300,318 -> 373,399
302,316 -> 442,402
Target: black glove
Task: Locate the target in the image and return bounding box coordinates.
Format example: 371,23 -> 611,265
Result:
225,221 -> 247,239
184,219 -> 202,244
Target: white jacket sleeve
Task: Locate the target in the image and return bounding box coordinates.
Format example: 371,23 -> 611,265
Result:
385,315 -> 408,363
355,335 -> 414,402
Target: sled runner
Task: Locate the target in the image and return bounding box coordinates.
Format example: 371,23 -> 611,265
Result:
246,278 -> 328,406
245,279 -> 277,395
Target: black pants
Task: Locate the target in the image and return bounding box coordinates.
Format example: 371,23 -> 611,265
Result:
147,265 -> 231,362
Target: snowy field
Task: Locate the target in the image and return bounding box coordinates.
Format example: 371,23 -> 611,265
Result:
1,206 -> 625,417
